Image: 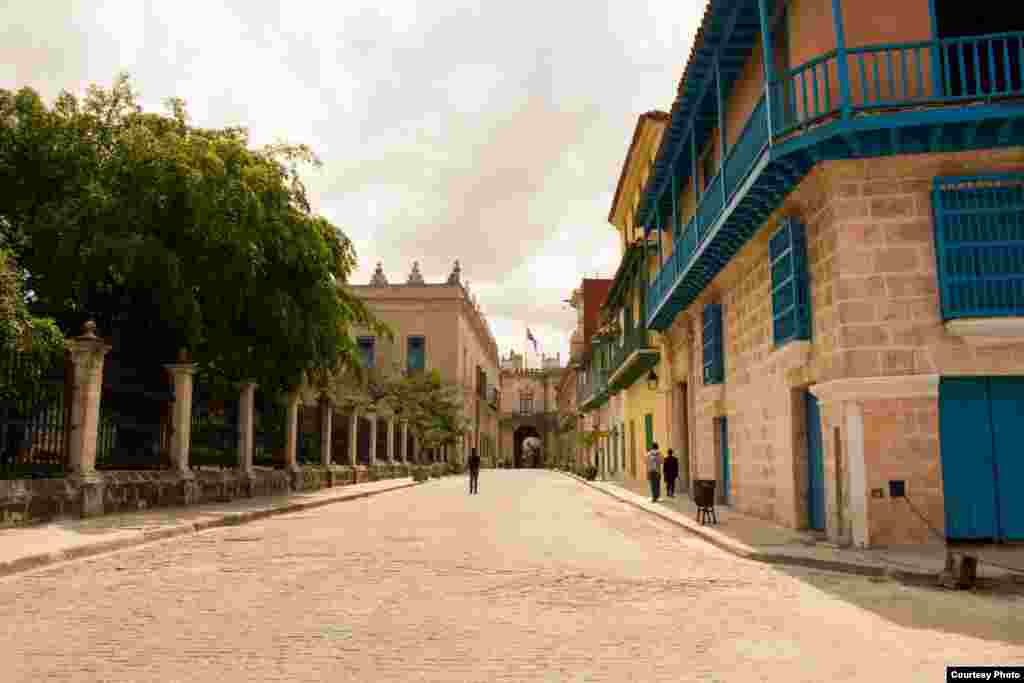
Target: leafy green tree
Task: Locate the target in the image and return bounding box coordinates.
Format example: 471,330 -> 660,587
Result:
0,74 -> 387,396
0,249 -> 64,401
326,367 -> 468,464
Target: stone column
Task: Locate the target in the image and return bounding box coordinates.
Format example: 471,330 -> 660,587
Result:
320,397 -> 333,467
400,422 -> 408,462
164,361 -> 198,477
66,322 -> 111,516
284,390 -> 301,489
348,411 -> 359,467
368,413 -> 378,467
386,418 -> 395,463
237,382 -> 257,476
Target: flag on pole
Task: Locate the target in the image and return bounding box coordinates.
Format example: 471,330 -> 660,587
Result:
526,328 -> 538,352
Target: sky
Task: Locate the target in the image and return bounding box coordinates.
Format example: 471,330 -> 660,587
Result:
0,0 -> 705,366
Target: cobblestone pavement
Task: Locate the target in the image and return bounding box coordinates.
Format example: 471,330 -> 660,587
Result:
1,470 -> 1021,682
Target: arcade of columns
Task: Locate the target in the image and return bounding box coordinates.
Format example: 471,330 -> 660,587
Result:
63,321 -> 447,482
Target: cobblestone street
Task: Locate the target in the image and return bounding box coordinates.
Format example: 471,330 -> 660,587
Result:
2,470 -> 1021,682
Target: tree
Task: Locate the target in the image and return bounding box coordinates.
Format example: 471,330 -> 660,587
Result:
0,249 -> 64,401
0,74 -> 388,397
324,367 -> 468,464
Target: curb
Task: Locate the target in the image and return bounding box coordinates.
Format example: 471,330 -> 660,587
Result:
561,471 -> 940,583
0,480 -> 421,580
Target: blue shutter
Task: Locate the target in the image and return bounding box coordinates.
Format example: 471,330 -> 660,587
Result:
769,217 -> 812,345
702,303 -> 724,385
407,336 -> 425,374
357,337 -> 375,369
933,174 -> 1024,320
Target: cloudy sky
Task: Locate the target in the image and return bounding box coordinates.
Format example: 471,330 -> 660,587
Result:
0,0 -> 705,365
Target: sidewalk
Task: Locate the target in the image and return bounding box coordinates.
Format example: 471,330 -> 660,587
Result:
570,472 -> 1024,587
0,477 -> 420,579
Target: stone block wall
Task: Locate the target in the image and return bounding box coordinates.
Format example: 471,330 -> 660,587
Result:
661,146 -> 1024,545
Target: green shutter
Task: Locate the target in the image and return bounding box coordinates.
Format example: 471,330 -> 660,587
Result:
702,303 -> 724,385
769,217 -> 811,345
644,413 -> 654,450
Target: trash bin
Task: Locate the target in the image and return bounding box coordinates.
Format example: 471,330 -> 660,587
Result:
694,479 -> 717,525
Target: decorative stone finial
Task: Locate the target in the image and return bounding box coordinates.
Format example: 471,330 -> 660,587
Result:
370,262 -> 388,286
79,320 -> 98,339
447,259 -> 462,285
407,261 -> 424,284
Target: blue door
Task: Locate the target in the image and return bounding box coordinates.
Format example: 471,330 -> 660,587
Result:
938,377 -> 1024,541
805,392 -> 826,531
718,417 -> 731,504
987,378 -> 1024,540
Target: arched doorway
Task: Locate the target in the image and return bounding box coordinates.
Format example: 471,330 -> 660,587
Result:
513,425 -> 541,469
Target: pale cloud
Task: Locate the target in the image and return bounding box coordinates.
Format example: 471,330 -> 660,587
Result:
0,0 -> 707,362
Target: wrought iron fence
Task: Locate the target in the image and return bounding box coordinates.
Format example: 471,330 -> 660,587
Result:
189,388 -> 239,469
0,349 -> 68,479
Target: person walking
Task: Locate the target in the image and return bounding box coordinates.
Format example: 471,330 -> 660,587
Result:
663,448 -> 679,498
647,442 -> 663,502
468,447 -> 481,495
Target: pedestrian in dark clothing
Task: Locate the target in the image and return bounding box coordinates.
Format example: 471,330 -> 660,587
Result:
468,448 -> 481,494
663,449 -> 679,498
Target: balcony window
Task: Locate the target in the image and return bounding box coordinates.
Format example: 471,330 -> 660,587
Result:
407,336 -> 425,374
769,218 -> 812,346
934,173 -> 1024,320
357,336 -> 375,369
702,303 -> 724,385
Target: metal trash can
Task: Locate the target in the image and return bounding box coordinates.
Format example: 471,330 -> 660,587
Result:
694,479 -> 717,525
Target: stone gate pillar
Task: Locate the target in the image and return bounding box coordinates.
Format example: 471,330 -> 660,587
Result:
237,382 -> 257,475
348,411 -> 359,467
386,418 -> 395,463
66,321 -> 111,481
164,359 -> 198,477
368,412 -> 378,467
284,389 -> 301,489
320,397 -> 333,467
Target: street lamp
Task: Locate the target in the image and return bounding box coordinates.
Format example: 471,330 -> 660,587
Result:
647,369 -> 658,391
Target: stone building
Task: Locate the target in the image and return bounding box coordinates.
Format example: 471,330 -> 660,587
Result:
498,351 -> 566,468
598,110 -> 675,484
344,260 -> 501,466
600,0 -> 1024,547
567,279 -> 614,473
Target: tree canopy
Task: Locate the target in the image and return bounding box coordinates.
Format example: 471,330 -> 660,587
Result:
326,368 -> 470,461
0,74 -> 387,394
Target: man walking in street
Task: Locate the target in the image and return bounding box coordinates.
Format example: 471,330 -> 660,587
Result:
468,447 -> 481,495
663,448 -> 679,498
647,442 -> 662,503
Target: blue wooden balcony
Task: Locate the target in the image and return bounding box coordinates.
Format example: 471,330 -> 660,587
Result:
646,30 -> 1024,331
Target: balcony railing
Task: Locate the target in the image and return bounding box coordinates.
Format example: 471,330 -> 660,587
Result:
579,368 -> 608,410
648,31 -> 1024,325
607,325 -> 659,392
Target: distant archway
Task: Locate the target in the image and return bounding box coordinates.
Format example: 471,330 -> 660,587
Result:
513,425 -> 541,468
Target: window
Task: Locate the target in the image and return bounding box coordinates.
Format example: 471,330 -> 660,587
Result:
520,391 -> 534,415
934,173 -> 1024,319
702,303 -> 724,385
406,336 -> 425,374
357,336 -> 375,369
769,217 -> 812,346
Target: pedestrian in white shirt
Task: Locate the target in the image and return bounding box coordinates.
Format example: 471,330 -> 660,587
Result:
646,443 -> 663,502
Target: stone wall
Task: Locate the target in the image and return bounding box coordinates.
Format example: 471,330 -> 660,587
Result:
0,463 -> 409,528
661,147 -> 1024,545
